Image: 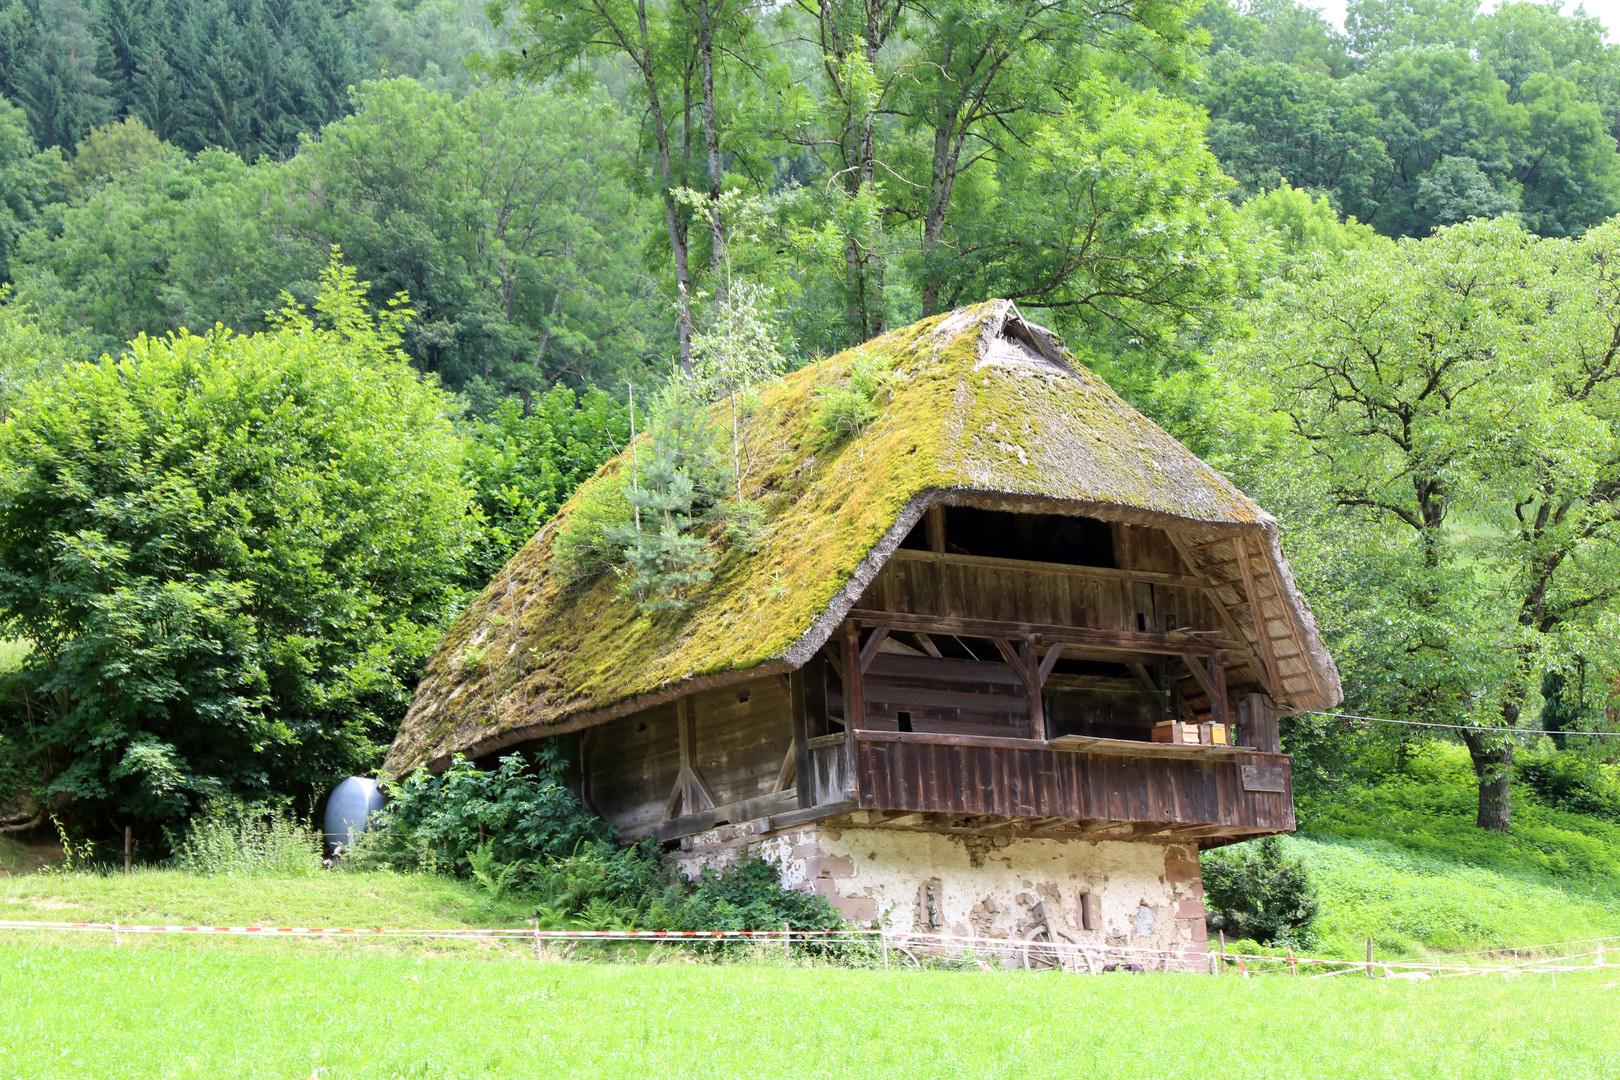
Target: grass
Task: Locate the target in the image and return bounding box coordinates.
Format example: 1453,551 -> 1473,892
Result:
0,941 -> 1616,1079
0,868 -> 539,958
1272,742 -> 1620,958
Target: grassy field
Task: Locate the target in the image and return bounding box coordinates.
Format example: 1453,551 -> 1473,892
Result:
1,939 -> 1616,1080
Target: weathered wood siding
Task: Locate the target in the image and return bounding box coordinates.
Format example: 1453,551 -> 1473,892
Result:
585,676 -> 793,836
853,732 -> 1294,832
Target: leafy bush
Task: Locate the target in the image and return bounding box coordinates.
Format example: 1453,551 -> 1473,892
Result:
1516,752 -> 1620,822
170,802 -> 323,878
1202,836 -> 1320,947
352,745 -> 612,877
0,256 -> 477,828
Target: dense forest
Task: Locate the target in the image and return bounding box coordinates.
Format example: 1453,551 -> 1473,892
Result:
1,0 -> 1619,843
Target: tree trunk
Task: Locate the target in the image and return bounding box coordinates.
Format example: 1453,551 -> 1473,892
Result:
698,0 -> 725,301
638,0 -> 694,372
1458,727 -> 1513,833
918,37 -> 959,318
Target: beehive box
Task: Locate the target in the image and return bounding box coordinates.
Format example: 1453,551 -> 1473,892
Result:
1152,721 -> 1231,746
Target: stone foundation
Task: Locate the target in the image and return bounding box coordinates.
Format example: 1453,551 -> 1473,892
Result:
675,814 -> 1209,971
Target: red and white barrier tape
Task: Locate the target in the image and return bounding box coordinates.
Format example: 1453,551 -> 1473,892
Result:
0,919 -> 1611,976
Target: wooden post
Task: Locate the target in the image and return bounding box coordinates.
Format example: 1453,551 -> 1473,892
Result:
1287,947 -> 1296,978
1218,930 -> 1225,977
789,669 -> 812,810
123,826 -> 131,874
925,505 -> 945,553
1206,652 -> 1230,727
1366,937 -> 1375,980
881,925 -> 889,970
534,917 -> 542,962
1025,636 -> 1046,743
783,922 -> 791,961
842,625 -> 866,731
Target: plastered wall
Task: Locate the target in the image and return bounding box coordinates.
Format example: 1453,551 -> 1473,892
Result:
675,813 -> 1209,971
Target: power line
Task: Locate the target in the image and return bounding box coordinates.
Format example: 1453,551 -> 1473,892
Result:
1305,709 -> 1620,739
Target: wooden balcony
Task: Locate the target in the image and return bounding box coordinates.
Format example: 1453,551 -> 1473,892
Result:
804,729 -> 1293,844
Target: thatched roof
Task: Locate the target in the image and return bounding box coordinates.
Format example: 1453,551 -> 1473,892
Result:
386,301 -> 1341,774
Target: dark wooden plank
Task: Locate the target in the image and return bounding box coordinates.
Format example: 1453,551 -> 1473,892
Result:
847,609 -> 1219,657
885,548 -> 1208,588
624,791 -> 800,841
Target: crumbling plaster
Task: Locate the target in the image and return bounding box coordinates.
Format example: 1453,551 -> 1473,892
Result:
675,816 -> 1209,970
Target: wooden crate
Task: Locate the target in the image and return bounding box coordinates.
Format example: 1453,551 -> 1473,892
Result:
1152,721 -> 1231,746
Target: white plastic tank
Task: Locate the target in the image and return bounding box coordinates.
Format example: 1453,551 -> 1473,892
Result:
323,776 -> 387,852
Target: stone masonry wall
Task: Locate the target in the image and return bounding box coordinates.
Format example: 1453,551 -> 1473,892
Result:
673,813 -> 1209,971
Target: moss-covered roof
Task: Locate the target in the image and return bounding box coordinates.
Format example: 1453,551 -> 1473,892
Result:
386,302 -> 1340,774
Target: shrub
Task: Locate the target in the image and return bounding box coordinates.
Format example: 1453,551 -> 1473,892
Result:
170,801 -> 323,877
0,256 -> 476,828
1202,835 -> 1320,947
352,744 -> 612,876
1516,752 -> 1620,822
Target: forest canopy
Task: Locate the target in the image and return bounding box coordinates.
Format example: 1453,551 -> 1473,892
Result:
1,0 -> 1620,836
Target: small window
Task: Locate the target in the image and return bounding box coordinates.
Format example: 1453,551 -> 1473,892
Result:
897,711 -> 913,733
1078,890 -> 1099,931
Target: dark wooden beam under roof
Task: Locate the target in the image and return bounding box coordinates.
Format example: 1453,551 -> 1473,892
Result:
846,609 -> 1220,657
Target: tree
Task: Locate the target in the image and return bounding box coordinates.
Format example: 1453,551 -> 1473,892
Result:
0,258 -> 476,827
1202,59 -> 1392,220
1220,218 -> 1620,832
487,0 -> 778,371
934,85 -> 1240,390
461,385 -> 630,588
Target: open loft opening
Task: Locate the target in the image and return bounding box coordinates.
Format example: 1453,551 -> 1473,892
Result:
897,504 -> 1117,567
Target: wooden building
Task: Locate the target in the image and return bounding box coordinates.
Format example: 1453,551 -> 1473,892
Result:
387,301 -> 1342,966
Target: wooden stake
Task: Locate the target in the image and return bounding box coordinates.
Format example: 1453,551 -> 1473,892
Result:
783,922 -> 791,961
881,926 -> 889,970
1366,937 -> 1375,980
123,826 -> 131,874
1218,930 -> 1225,977
533,917 -> 541,962
1287,947 -> 1296,977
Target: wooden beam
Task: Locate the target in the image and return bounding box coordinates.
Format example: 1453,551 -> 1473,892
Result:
1180,653 -> 1219,703
991,638 -> 1030,687
1037,642 -> 1066,686
925,504 -> 946,553
848,609 -> 1218,657
789,668 -> 812,809
913,632 -> 943,659
771,744 -> 796,794
842,626 -> 866,731
671,695 -> 717,816
887,547 -> 1206,588
1025,637 -> 1047,743
766,800 -> 858,834
1208,651 -> 1230,727
1163,531 -> 1268,670
1234,535 -> 1284,701
627,791 -> 802,842
1126,660 -> 1158,694
858,626 -> 889,673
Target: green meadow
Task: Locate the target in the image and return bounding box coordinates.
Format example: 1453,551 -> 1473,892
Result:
1,940 -> 1617,1080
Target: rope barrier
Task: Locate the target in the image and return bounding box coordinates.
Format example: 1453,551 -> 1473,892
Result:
1308,709 -> 1620,738
1,919 -> 1610,977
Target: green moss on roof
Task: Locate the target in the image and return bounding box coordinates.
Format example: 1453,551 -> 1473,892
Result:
385,302 -> 1270,773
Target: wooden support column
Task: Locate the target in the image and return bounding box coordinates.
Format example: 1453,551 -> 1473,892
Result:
925,505 -> 946,553
1207,652 -> 1230,727
790,668 -> 813,809
842,625 -> 866,730
665,695 -> 718,820
1025,636 -> 1047,742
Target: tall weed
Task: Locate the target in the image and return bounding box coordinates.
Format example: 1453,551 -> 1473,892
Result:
170,802 -> 322,877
